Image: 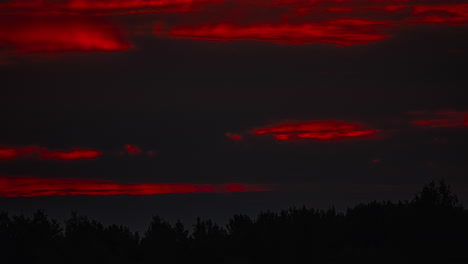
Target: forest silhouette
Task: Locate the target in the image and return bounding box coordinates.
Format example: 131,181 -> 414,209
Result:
1,180 -> 468,264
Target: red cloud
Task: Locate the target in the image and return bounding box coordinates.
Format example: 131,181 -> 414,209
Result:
0,0 -> 221,14
0,145 -> 158,160
63,0 -> 221,10
0,146 -> 102,160
2,0 -> 466,51
168,19 -> 391,46
411,119 -> 456,127
0,14 -> 131,53
226,133 -> 243,140
124,144 -> 142,154
410,110 -> 468,128
252,120 -> 378,141
273,134 -> 293,140
0,146 -> 38,160
0,176 -> 271,197
412,4 -> 468,24
381,5 -> 407,12
39,148 -> 102,160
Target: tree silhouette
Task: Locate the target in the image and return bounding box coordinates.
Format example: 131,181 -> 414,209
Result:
191,218 -> 227,263
0,210 -> 62,264
140,216 -> 178,263
2,180 -> 468,263
413,179 -> 461,209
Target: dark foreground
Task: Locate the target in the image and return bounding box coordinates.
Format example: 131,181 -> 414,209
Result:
1,180 -> 468,264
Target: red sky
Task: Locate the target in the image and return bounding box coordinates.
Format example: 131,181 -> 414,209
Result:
0,0 -> 467,229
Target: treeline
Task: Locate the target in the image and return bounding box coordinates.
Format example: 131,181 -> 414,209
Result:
1,180 -> 468,264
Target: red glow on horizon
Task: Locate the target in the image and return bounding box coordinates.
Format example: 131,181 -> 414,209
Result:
39,148 -> 102,160
168,19 -> 391,46
0,15 -> 131,53
0,176 -> 272,197
253,120 -> 378,141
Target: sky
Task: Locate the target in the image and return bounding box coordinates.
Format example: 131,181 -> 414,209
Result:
1,0 -> 467,232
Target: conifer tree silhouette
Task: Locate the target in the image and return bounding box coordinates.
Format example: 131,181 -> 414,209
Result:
2,180 -> 468,264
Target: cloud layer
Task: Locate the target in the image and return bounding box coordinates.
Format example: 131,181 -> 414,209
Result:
1,0 -> 467,61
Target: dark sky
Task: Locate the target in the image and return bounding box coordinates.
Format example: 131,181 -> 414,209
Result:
1,0 -> 467,232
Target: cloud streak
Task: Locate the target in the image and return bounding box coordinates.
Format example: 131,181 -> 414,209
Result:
0,176 -> 272,197
168,19 -> 391,46
409,110 -> 468,128
39,149 -> 103,160
252,120 -> 378,141
0,146 -> 39,160
0,146 -> 102,160
0,0 -> 220,10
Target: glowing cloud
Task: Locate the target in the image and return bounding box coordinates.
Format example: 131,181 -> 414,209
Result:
412,4 -> 468,24
124,144 -> 142,154
2,0 -> 466,51
63,0 -> 221,10
226,133 -> 243,140
168,19 -> 391,46
0,146 -> 38,160
410,110 -> 468,128
0,0 -> 221,14
39,148 -> 102,160
0,146 -> 102,160
252,120 -> 378,141
0,176 -> 272,197
0,14 -> 131,53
